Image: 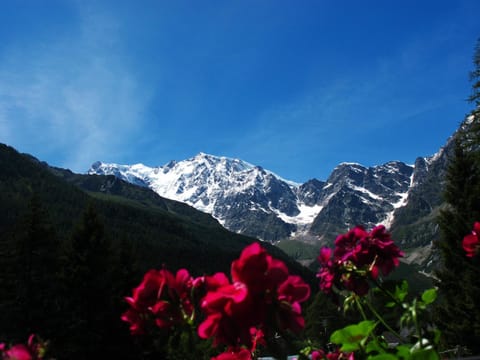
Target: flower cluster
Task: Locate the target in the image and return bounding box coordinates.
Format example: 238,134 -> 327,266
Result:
210,328 -> 265,360
463,222 -> 480,258
121,268 -> 194,335
122,242 -> 310,359
198,243 -> 310,348
211,348 -> 252,360
119,225 -> 448,359
0,335 -> 46,360
317,225 -> 403,296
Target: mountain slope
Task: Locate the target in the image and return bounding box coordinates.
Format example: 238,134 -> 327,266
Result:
0,143 -> 312,279
389,127 -> 457,271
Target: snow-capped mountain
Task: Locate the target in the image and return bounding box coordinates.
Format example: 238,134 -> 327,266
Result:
90,153 -> 301,240
88,152 -> 435,243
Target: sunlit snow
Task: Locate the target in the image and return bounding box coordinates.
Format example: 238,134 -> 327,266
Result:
274,203 -> 324,226
380,171 -> 413,229
349,184 -> 383,201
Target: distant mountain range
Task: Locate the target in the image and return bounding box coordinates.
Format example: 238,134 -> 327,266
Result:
89,155 -> 414,241
88,118 -> 461,271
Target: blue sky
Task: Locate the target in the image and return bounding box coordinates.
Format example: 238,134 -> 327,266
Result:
0,1 -> 479,182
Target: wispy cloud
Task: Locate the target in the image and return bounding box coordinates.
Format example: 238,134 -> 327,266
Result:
0,4 -> 149,172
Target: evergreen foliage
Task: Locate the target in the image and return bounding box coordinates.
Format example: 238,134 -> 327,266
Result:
59,204 -> 117,359
434,38 -> 480,355
469,38 -> 480,108
0,195 -> 61,342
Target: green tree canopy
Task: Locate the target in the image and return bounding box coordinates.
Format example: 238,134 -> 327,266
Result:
434,38 -> 480,355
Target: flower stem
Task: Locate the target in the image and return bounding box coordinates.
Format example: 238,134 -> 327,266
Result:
373,279 -> 403,307
354,297 -> 380,355
412,299 -> 423,348
363,298 -> 405,343
354,295 -> 368,321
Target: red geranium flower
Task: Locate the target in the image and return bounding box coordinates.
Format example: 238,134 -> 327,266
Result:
276,275 -> 311,332
211,348 -> 252,360
317,247 -> 336,293
3,344 -> 33,360
0,335 -> 46,360
209,328 -> 263,360
334,226 -> 369,263
463,222 -> 480,258
364,225 -> 404,277
231,242 -> 289,295
198,280 -> 251,346
311,348 -> 354,360
317,225 -> 403,296
198,243 -> 310,348
341,273 -> 370,296
122,268 -> 194,334
249,327 -> 265,353
121,308 -> 148,335
194,272 -> 230,291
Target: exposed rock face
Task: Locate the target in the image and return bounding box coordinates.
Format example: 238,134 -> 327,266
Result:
308,161 -> 414,243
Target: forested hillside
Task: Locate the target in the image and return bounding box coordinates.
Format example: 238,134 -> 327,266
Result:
0,143 -> 313,359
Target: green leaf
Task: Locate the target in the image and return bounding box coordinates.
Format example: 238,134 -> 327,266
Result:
394,280 -> 409,302
395,345 -> 412,360
366,340 -> 385,354
433,329 -> 441,345
385,301 -> 396,308
330,320 -> 376,352
368,354 -> 399,360
410,348 -> 439,360
421,288 -> 437,305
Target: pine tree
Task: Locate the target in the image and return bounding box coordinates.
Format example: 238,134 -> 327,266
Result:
59,203 -> 115,359
434,38 -> 480,355
6,194 -> 61,341
0,223 -> 20,340
469,38 -> 480,108
435,137 -> 480,351
468,38 -> 480,167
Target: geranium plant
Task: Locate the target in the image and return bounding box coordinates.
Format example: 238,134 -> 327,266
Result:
315,225 -> 440,360
120,225 -> 442,360
122,242 -> 311,359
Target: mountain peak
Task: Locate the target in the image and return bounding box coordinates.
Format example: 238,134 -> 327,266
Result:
90,161 -> 103,170
193,151 -> 213,160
